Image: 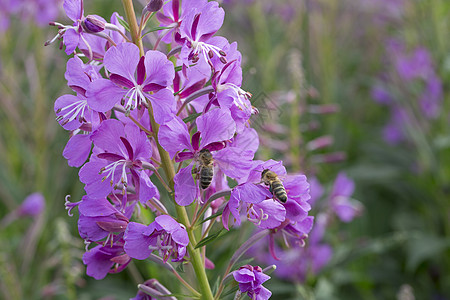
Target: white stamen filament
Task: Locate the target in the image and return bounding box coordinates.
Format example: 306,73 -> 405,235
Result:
100,159 -> 129,191
216,82 -> 251,111
57,99 -> 88,123
121,85 -> 146,112
46,22 -> 78,46
191,40 -> 223,62
247,206 -> 268,226
148,233 -> 174,252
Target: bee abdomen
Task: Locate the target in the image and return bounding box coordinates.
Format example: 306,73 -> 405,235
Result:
271,181 -> 287,203
200,167 -> 214,189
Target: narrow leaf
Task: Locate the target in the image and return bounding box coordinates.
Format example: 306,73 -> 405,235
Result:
195,229 -> 227,249
142,26 -> 173,37
117,17 -> 130,32
183,112 -> 202,124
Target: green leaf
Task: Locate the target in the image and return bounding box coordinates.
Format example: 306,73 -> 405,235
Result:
200,210 -> 223,224
221,285 -> 239,298
117,17 -> 130,32
175,262 -> 185,273
142,26 -> 172,38
212,275 -> 221,294
158,293 -> 199,299
195,229 -> 227,249
183,112 -> 202,124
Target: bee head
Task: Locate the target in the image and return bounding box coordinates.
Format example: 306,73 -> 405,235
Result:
261,169 -> 270,179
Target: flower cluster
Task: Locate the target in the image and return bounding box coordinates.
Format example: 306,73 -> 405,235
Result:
371,39 -> 443,144
249,172 -> 362,282
0,0 -> 60,32
50,0 -> 313,297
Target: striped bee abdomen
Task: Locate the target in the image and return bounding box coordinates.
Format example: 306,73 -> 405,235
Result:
200,166 -> 214,189
271,180 -> 287,203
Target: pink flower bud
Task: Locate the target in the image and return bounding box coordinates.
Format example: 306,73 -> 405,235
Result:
82,15 -> 106,33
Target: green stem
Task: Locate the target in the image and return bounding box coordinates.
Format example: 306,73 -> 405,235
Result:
121,1 -> 213,299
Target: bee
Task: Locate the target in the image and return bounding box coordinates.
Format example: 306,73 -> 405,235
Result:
261,169 -> 287,203
197,149 -> 214,189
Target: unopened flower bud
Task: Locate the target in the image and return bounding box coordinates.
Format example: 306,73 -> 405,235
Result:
146,0 -> 164,13
82,15 -> 106,33
306,135 -> 334,151
18,193 -> 45,217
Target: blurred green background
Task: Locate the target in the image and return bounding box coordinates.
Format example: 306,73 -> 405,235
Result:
0,0 -> 449,299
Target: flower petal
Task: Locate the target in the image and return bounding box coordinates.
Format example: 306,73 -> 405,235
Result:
197,108 -> 235,148
143,50 -> 175,88
63,0 -> 83,21
147,88 -> 176,125
174,165 -> 197,206
124,222 -> 153,260
104,43 -> 140,81
87,78 -> 127,112
159,116 -> 192,159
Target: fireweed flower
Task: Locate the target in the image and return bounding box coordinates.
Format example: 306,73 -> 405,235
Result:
87,42 -> 176,124
83,241 -> 131,280
47,0 -> 123,56
124,215 -> 189,262
256,214 -> 331,283
224,160 -> 311,229
79,119 -> 158,201
372,40 -> 443,144
49,1 -> 316,297
55,56 -> 101,131
329,172 -> 362,222
178,2 -> 228,75
208,58 -> 257,133
156,0 -> 208,44
18,192 -> 45,217
56,55 -> 104,167
159,109 -> 254,206
233,265 -> 272,300
77,195 -> 134,244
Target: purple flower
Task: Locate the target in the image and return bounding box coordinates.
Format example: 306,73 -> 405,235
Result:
87,43 -> 176,124
156,0 -> 208,44
233,265 -> 272,300
55,56 -> 101,131
160,109 -> 253,206
63,134 -> 93,167
371,84 -> 393,105
420,75 -> 443,119
207,58 -> 256,133
308,177 -> 324,207
83,242 -> 131,280
77,195 -> 133,243
382,106 -> 408,144
278,213 -> 331,281
61,0 -> 89,55
18,193 -> 45,217
178,2 -> 227,75
124,215 -> 189,262
79,119 -> 157,202
395,47 -> 434,81
223,160 -> 312,247
131,279 -> 157,300
266,216 -> 314,260
330,172 -> 362,222
78,12 -> 126,61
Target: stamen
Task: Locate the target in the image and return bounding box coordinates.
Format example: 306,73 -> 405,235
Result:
98,159 -> 129,190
